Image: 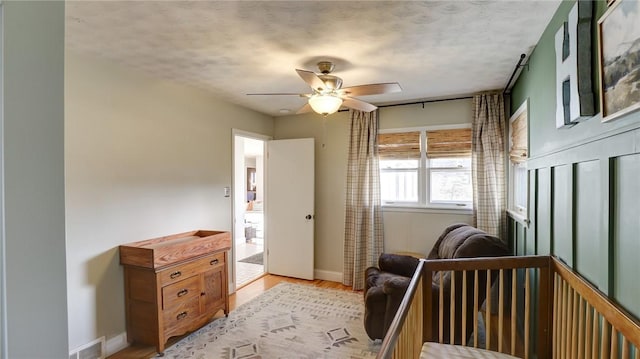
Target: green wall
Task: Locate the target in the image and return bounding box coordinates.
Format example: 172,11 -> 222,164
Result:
512,1 -> 640,157
509,0 -> 640,319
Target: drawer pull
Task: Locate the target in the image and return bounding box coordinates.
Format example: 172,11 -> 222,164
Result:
210,259 -> 219,265
177,289 -> 188,297
170,271 -> 182,279
176,311 -> 188,320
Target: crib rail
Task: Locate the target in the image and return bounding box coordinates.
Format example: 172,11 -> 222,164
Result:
551,257 -> 640,359
376,254 -> 640,359
377,260 -> 425,359
376,255 -> 551,359
422,255 -> 551,358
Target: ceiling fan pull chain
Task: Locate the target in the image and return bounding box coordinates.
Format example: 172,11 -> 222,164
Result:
322,117 -> 327,149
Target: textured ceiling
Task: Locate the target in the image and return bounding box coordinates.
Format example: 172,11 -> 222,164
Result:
66,1 -> 561,117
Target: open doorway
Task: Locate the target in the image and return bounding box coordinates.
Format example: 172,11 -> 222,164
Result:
233,132 -> 266,288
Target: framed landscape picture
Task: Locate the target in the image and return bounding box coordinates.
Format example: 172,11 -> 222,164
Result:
598,0 -> 640,122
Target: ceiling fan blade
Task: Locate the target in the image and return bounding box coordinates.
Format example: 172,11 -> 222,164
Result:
296,103 -> 314,115
296,69 -> 326,92
342,98 -> 377,112
339,82 -> 402,97
246,93 -> 306,96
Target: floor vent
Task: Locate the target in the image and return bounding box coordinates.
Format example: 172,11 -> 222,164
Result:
69,337 -> 105,359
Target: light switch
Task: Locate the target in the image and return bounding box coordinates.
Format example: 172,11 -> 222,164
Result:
224,186 -> 231,197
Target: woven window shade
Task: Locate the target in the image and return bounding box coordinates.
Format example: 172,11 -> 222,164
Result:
426,128 -> 471,158
509,111 -> 528,163
377,131 -> 421,160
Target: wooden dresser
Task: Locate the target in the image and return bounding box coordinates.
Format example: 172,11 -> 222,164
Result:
119,230 -> 231,354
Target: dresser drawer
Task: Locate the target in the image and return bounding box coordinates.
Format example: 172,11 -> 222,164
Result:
163,296 -> 200,332
162,275 -> 200,310
158,252 -> 224,286
206,251 -> 225,269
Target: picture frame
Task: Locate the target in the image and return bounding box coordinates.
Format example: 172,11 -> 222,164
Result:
598,0 -> 640,122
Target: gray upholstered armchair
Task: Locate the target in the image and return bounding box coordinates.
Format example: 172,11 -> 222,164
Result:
363,223 -> 510,341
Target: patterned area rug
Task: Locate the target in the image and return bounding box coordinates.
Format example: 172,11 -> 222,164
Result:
160,283 -> 380,359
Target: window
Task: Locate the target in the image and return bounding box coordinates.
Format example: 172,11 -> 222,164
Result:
508,101 -> 529,218
378,126 -> 472,209
378,131 -> 420,204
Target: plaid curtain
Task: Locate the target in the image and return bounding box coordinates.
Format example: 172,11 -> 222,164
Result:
472,93 -> 506,239
343,110 -> 384,290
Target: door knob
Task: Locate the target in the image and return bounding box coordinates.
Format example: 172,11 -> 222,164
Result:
305,214 -> 313,220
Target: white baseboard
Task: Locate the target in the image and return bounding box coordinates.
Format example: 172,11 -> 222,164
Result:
69,336 -> 106,359
314,269 -> 342,282
105,332 -> 128,357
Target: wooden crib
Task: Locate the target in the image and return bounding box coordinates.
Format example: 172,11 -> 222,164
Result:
376,255 -> 640,359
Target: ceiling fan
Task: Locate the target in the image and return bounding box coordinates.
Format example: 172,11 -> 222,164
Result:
248,61 -> 402,116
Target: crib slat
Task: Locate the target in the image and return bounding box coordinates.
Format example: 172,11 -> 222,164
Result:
622,337 -> 629,359
498,269 -> 504,353
592,309 -> 599,359
511,268 -> 517,356
418,281 -> 424,356
539,265 -> 552,359
450,270 -> 456,344
524,268 -> 530,359
567,286 -> 574,359
439,271 -> 444,344
424,268 -> 433,342
567,281 -> 573,359
462,270 -> 467,347
474,270 -> 479,348
558,274 -> 565,359
486,269 -> 492,351
566,280 -> 572,359
561,279 -> 568,359
584,302 -> 595,358
578,297 -> 585,359
572,289 -> 579,359
584,302 -> 593,358
601,320 -> 610,359
610,327 -> 618,359
553,274 -> 559,358
634,344 -> 639,359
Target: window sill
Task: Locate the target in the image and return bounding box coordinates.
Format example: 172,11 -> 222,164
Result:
507,209 -> 529,226
382,205 -> 473,215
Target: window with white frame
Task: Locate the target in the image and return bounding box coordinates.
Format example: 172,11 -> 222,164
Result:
378,131 -> 420,204
508,101 -> 529,217
378,126 -> 472,209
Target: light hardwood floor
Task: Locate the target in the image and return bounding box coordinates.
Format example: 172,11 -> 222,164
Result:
108,274 -> 354,359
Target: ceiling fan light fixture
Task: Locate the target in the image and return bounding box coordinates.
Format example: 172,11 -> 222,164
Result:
308,94 -> 342,115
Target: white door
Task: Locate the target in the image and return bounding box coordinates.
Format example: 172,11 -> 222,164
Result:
266,138 -> 314,280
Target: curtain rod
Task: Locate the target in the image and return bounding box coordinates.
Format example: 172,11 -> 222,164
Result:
338,95 -> 473,112
377,96 -> 474,109
502,53 -> 527,95
338,52 -> 526,113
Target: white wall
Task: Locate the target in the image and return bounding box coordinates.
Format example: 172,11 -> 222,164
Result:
65,51 -> 274,352
274,98 -> 473,278
3,2 -> 69,357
